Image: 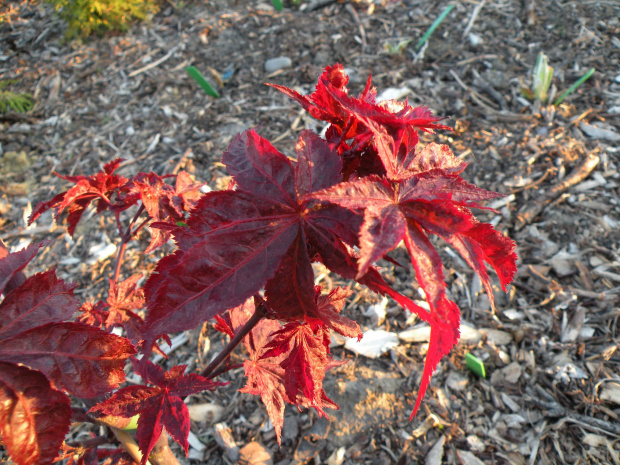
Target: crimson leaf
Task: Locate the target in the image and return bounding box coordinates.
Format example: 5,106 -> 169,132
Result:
28,159 -> 136,235
131,171 -> 203,253
77,274 -> 146,349
89,361 -> 222,465
226,299 -> 339,443
142,129 -> 415,352
312,143 -> 517,416
0,244 -> 135,465
269,64 -> 451,179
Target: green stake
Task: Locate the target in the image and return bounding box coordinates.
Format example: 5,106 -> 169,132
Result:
272,0 -> 283,11
186,66 -> 220,98
465,353 -> 486,378
553,68 -> 595,106
415,4 -> 455,52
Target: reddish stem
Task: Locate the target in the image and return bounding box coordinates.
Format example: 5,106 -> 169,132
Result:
132,216 -> 151,237
111,205 -> 146,283
208,362 -> 244,380
200,302 -> 267,378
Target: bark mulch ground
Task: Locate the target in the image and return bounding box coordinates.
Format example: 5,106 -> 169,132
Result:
1,1 -> 620,464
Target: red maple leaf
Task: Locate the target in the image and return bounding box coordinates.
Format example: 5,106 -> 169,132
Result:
0,242 -> 135,465
77,274 -> 146,346
269,64 -> 451,179
28,159 -> 137,235
130,171 -> 203,252
89,361 -> 222,465
141,129 -> 417,353
312,141 -> 517,417
261,321 -> 332,412
0,362 -> 72,465
223,299 -> 339,443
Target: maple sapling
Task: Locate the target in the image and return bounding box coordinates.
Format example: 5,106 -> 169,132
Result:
1,63 -> 517,465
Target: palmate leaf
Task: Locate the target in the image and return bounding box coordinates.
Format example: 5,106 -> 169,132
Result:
269,63 -> 451,180
89,361 -> 222,465
141,129 -> 418,353
0,362 -> 72,465
0,240 -> 45,295
312,142 -> 517,416
222,298 -> 340,443
77,274 -> 146,349
131,171 -> 204,253
0,243 -> 136,465
0,318 -> 135,399
28,159 -> 136,235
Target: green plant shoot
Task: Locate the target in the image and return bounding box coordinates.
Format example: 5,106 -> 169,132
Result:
554,68 -> 595,106
186,66 -> 220,98
415,4 -> 455,51
533,52 -> 554,103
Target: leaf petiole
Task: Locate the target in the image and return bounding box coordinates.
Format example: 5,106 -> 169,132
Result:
200,298 -> 267,378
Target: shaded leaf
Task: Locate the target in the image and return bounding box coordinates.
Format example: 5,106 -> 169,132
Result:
0,362 -> 71,465
0,322 -> 135,398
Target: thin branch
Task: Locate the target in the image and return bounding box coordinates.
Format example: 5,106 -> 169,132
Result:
113,242 -> 129,283
200,301 -> 267,378
462,0 -> 486,39
111,205 -> 146,283
131,216 -> 151,238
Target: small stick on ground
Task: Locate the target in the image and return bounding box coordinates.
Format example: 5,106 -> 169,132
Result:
515,153 -> 599,229
303,0 -> 337,12
462,0 -> 487,40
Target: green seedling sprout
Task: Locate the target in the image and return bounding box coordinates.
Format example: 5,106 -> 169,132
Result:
533,52 -> 554,103
465,353 -> 486,378
384,38 -> 413,55
186,66 -> 220,98
415,4 -> 455,52
272,0 -> 283,11
554,68 -> 595,106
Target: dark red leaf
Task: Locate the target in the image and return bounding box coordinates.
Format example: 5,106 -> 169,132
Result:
222,129 -> 297,206
0,241 -> 46,296
0,270 -> 79,336
264,230 -> 315,321
105,274 -> 146,343
142,191 -> 299,353
76,300 -> 109,328
142,128 -> 357,352
262,322 -> 331,414
0,362 -> 71,465
240,356 -> 289,442
314,287 -> 360,339
174,171 -> 204,211
89,362 -> 221,464
295,130 -> 342,196
131,173 -> 184,253
0,322 -> 135,398
311,146 -> 516,415
270,64 -> 451,179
